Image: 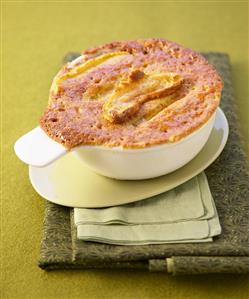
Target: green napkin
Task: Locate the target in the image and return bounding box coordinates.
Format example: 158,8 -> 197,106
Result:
38,53 -> 249,272
74,172 -> 221,245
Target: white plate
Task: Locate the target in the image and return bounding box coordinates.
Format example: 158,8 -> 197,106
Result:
29,107 -> 229,208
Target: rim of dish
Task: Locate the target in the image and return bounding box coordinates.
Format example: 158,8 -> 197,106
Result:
75,107 -> 221,153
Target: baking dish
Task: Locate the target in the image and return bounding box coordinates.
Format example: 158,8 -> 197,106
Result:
14,108 -> 217,180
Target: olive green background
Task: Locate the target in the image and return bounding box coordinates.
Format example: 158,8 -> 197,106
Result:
1,1 -> 249,299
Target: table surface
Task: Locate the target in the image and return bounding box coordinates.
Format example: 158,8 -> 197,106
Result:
2,2 -> 249,299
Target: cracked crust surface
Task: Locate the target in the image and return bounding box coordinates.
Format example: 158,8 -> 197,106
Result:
40,39 -> 223,149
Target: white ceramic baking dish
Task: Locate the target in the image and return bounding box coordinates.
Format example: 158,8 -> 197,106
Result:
14,108 -> 217,180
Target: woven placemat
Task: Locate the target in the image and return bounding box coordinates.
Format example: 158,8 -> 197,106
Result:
38,53 -> 249,274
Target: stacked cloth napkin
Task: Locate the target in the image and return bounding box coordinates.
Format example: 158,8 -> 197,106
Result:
74,172 -> 221,245
39,53 -> 249,274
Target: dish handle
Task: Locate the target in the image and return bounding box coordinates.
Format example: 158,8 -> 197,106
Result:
14,127 -> 67,167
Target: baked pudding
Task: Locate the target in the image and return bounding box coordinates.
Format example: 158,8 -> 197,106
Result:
40,39 -> 223,149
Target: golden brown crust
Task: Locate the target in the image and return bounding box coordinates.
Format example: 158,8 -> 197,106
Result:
40,38 -> 223,149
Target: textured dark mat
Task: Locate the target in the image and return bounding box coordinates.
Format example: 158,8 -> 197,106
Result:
38,53 -> 249,274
